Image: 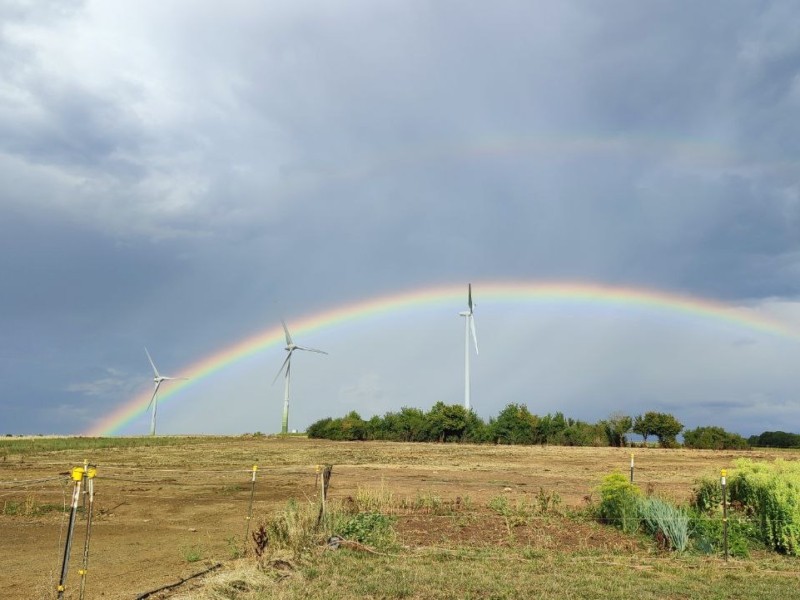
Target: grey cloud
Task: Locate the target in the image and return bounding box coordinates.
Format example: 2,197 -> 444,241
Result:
3,1 -> 800,436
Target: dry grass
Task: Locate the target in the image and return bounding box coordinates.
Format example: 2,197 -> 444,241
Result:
2,437 -> 799,599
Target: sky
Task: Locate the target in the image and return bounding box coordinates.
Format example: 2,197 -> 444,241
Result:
2,1 -> 800,437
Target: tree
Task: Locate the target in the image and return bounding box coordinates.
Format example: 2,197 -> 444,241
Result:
748,431 -> 800,448
633,413 -> 656,444
426,402 -> 469,442
650,412 -> 683,448
391,407 -> 427,442
537,412 -> 568,445
490,403 -> 538,444
603,412 -> 633,447
683,426 -> 748,450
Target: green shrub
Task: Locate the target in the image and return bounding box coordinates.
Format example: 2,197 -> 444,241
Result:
728,459 -> 800,555
688,507 -> 756,558
597,472 -> 641,534
335,512 -> 395,549
683,426 -> 749,450
692,477 -> 723,514
638,497 -> 689,552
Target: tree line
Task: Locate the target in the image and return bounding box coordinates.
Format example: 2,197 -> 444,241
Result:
306,403 -> 762,449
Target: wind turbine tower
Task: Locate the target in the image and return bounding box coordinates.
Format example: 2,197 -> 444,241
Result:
144,348 -> 187,436
274,319 -> 328,434
459,283 -> 479,411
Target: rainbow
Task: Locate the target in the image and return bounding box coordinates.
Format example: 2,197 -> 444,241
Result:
85,280 -> 797,436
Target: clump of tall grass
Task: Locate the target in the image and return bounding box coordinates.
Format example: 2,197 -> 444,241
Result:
355,481 -> 395,513
255,499 -> 320,559
638,496 -> 689,552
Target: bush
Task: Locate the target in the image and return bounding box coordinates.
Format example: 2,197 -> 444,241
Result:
335,512 -> 395,549
683,426 -> 749,450
748,431 -> 800,448
728,459 -> 800,555
691,477 -> 723,514
597,472 -> 641,534
688,507 -> 756,558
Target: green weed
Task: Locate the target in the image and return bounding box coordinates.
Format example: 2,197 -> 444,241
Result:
596,471 -> 641,534
181,545 -> 203,563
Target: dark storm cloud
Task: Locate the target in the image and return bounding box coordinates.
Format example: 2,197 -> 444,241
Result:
2,1 -> 800,434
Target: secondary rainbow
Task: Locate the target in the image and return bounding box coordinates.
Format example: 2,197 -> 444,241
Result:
85,280 -> 797,436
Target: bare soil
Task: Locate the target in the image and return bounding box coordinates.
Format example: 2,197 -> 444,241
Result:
0,437 -> 791,599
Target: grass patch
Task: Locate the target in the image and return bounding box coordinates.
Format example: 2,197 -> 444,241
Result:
0,435 -> 213,457
175,546 -> 800,600
2,496 -> 66,517
181,545 -> 203,563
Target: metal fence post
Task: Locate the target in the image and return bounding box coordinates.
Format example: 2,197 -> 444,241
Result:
630,453 -> 635,483
721,469 -> 728,561
57,466 -> 85,599
243,465 -> 258,549
78,464 -> 97,600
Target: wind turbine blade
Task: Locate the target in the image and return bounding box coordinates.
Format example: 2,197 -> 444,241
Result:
145,347 -> 160,378
161,376 -> 189,381
470,315 -> 479,355
468,283 -> 473,313
280,319 -> 293,346
147,382 -> 161,411
273,352 -> 292,384
296,345 -> 328,355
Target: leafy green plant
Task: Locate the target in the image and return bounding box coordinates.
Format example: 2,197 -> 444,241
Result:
638,497 -> 689,552
692,477 -> 723,514
728,459 -> 800,555
597,472 -> 641,534
336,512 -> 395,549
688,508 -> 755,558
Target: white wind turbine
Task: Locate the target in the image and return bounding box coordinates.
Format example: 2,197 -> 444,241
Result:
273,319 -> 328,434
459,283 -> 479,411
145,347 -> 187,436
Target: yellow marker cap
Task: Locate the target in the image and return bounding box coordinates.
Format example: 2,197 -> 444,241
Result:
71,466 -> 85,481
721,469 -> 727,477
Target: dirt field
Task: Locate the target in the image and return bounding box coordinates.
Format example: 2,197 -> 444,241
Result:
0,437 -> 793,599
